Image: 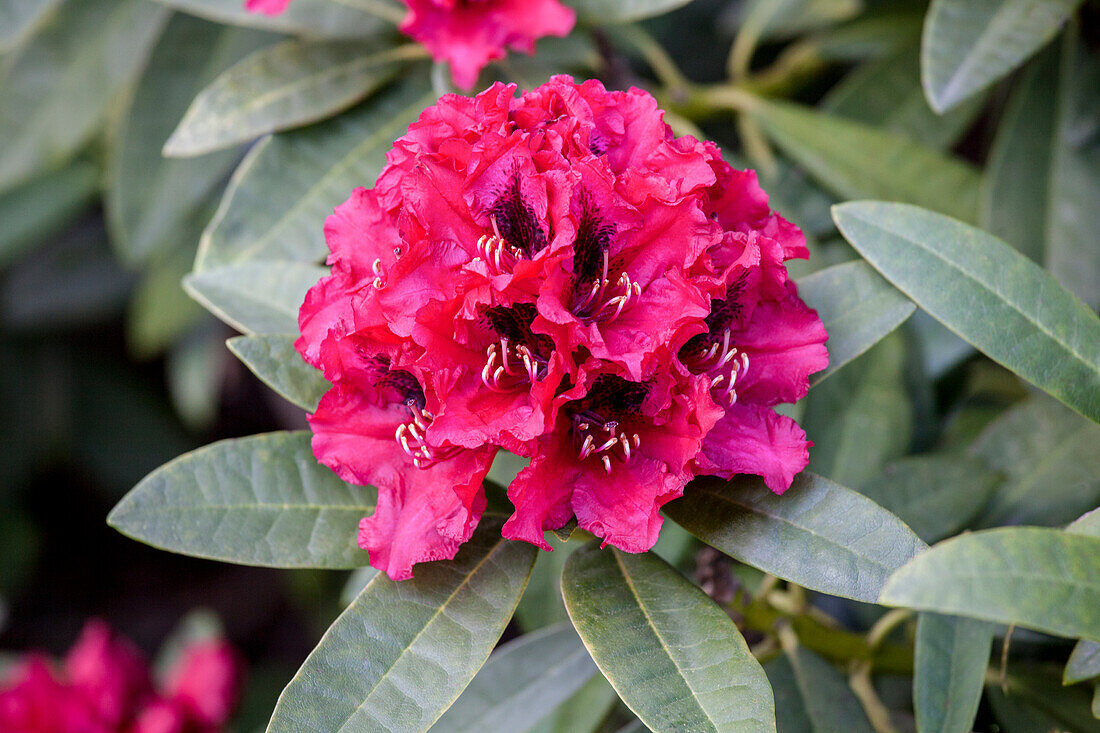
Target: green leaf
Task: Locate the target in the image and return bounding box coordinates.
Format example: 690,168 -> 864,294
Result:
1065,640 -> 1100,685
971,395 -> 1100,527
106,16 -> 272,268
783,641 -> 875,733
981,44 -> 1058,264
1067,508 -> 1100,537
762,656 -> 813,733
562,543 -> 776,733
986,685 -> 1067,733
833,201 -> 1100,425
921,0 -> 1082,112
811,10 -> 924,62
824,40 -> 984,149
0,0 -> 61,51
880,527 -> 1100,641
666,472 -> 926,603
341,566 -> 379,606
165,39 -> 418,158
567,0 -> 693,24
0,0 -> 168,193
184,261 -> 327,335
150,0 -> 397,38
739,0 -> 863,41
801,333 -> 913,488
266,518 -> 536,733
430,624 -> 598,733
528,674 -> 618,733
859,454 -> 1000,544
913,613 -> 993,733
126,244 -> 206,359
165,328 -> 224,430
195,76 -> 434,271
227,334 -> 329,411
108,431 -> 376,569
982,31 -> 1100,309
0,161 -> 98,269
515,532 -> 577,632
750,99 -> 981,224
994,665 -> 1100,732
796,261 -> 916,386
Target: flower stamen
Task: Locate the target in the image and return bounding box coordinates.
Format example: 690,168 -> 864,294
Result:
573,414 -> 640,473
476,217 -> 525,275
481,337 -> 546,392
371,258 -> 387,289
572,250 -> 643,323
395,407 -> 459,469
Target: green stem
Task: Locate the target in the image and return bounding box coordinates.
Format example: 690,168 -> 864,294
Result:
850,661 -> 900,733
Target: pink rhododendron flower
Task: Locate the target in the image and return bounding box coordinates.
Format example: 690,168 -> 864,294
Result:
243,0 -> 574,89
0,621 -> 244,733
297,75 -> 829,581
400,0 -> 575,88
244,0 -> 292,15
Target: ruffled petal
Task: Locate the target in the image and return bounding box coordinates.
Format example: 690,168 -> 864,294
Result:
697,403 -> 811,493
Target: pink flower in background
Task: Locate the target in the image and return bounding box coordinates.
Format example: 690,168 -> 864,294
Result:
401,0 -> 575,88
244,0 -> 292,15
297,75 -> 829,581
243,0 -> 575,89
0,621 -> 244,733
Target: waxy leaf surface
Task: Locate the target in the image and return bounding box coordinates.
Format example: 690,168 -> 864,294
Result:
266,519 -> 536,733
185,261 -> 327,335
913,613 -> 993,733
833,201 -> 1100,424
195,77 -> 433,270
108,431 -> 375,568
165,39 -> 413,157
430,624 -> 598,733
667,472 -> 926,603
880,527 -> 1100,641
562,544 -> 776,733
228,334 -> 329,411
797,261 -> 915,386
921,0 -> 1082,111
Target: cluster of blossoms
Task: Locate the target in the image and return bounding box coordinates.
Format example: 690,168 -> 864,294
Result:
0,621 -> 243,733
296,75 -> 829,581
245,0 -> 575,88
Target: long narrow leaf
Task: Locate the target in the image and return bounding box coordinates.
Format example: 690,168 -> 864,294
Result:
833,201 -> 1100,424
562,543 -> 776,733
266,519 -> 536,733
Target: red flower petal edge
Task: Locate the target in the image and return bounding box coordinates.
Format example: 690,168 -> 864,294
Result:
0,620 -> 244,733
243,0 -> 575,89
298,75 -> 829,581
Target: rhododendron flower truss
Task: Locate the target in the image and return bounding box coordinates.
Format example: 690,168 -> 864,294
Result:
297,75 -> 829,581
243,0 -> 575,89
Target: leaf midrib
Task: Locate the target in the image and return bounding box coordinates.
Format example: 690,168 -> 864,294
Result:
845,208 -> 1100,375
228,89 -> 437,266
696,485 -> 909,576
334,540 -> 504,732
612,550 -> 721,733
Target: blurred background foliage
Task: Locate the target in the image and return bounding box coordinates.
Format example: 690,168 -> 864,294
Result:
0,0 -> 1098,730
